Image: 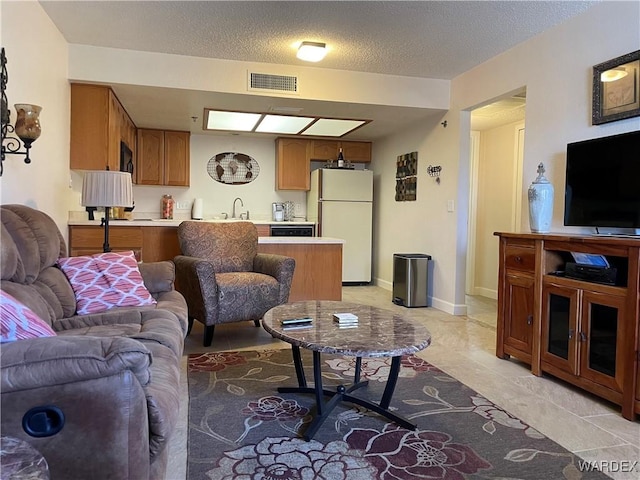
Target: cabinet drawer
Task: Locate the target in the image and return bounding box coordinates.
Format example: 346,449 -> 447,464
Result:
505,245 -> 536,272
70,226 -> 143,248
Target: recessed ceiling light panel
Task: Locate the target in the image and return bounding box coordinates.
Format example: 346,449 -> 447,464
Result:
203,108 -> 370,137
301,118 -> 367,137
205,110 -> 262,131
255,115 -> 315,134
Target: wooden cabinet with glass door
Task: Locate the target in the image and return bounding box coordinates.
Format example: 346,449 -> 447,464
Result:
541,279 -> 627,405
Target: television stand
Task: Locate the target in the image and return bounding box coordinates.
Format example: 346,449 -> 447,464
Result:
494,232 -> 640,421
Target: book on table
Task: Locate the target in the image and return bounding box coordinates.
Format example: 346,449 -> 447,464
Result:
333,313 -> 358,324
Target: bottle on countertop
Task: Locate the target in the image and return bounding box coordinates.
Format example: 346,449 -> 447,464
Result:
337,147 -> 345,168
161,194 -> 174,219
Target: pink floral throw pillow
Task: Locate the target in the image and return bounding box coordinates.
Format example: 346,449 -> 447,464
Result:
1,290 -> 56,342
58,251 -> 156,315
94,251 -> 156,309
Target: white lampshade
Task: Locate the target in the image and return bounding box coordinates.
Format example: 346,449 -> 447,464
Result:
81,171 -> 133,207
297,41 -> 327,62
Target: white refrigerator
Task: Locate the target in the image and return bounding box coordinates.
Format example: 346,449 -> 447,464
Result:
307,168 -> 373,283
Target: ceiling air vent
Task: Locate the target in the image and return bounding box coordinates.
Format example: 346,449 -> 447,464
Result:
248,72 -> 299,95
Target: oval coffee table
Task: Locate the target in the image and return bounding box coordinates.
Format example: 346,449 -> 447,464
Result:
262,300 -> 432,440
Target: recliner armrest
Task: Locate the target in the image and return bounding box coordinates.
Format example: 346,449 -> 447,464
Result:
139,261 -> 175,294
1,336 -> 152,391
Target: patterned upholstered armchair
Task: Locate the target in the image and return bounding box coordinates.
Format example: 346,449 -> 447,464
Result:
173,221 -> 296,346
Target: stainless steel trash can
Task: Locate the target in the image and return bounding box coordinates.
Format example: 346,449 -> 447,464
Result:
392,253 -> 432,307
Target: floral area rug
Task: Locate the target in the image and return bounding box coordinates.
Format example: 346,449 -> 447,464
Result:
187,349 -> 608,480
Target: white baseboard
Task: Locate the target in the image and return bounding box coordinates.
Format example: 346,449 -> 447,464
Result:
374,277 -> 467,315
472,287 -> 498,300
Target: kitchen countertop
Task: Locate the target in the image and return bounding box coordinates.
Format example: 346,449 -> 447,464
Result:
68,219 -> 316,227
67,218 -> 339,243
258,236 -> 343,244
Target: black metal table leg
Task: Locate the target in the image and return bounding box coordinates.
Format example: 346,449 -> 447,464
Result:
354,357 -> 362,383
291,346 -> 306,387
277,350 -> 416,440
380,356 -> 401,409
312,351 -> 324,416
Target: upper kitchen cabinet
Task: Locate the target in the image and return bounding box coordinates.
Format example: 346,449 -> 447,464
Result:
70,84 -> 136,171
137,129 -> 190,186
276,137 -> 310,190
309,140 -> 372,163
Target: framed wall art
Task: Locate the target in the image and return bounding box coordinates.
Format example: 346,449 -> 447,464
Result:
206,152 -> 260,185
395,151 -> 418,201
592,50 -> 640,125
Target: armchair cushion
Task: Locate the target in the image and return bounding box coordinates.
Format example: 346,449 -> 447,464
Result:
0,290 -> 56,342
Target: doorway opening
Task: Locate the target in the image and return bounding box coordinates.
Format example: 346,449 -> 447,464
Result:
466,89 -> 527,317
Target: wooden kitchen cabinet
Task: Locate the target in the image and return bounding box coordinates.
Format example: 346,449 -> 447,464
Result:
309,140 -> 339,160
68,225 -> 143,261
309,140 -> 372,163
141,226 -> 182,263
137,129 -> 190,186
341,141 -> 372,162
69,225 -> 181,263
276,137 -> 310,190
495,232 -> 640,420
258,242 -> 342,302
70,84 -> 136,171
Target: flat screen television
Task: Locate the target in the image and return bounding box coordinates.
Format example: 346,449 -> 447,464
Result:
564,130 -> 640,230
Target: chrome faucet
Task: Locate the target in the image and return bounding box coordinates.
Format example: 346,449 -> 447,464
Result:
232,197 -> 244,218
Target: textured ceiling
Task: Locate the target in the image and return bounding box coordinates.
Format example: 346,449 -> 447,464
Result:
39,0 -> 597,138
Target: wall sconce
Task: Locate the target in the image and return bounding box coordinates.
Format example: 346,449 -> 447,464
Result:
1,48 -> 42,176
427,165 -> 442,184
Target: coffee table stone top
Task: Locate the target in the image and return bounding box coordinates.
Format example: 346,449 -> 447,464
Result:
262,300 -> 431,357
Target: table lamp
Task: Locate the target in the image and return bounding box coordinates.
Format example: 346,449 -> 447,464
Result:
81,170 -> 133,253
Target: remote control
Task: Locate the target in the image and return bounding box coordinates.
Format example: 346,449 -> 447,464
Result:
281,317 -> 313,325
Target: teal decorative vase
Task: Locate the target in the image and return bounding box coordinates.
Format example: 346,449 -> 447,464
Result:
528,163 -> 554,233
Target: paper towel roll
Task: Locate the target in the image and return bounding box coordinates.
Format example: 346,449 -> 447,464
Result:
192,198 -> 203,220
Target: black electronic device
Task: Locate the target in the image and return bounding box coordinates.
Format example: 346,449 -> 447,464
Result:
565,262 -> 617,286
563,130 -> 640,230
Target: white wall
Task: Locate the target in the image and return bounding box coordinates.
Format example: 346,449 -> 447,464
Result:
371,112 -> 464,313
373,1 -> 640,313
0,0 -> 71,233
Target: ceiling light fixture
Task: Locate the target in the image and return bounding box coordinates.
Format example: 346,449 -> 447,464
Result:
297,41 -> 327,62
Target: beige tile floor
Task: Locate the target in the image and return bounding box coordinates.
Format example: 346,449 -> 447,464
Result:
166,286 -> 640,480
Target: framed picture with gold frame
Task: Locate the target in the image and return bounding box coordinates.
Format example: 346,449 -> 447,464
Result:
592,50 -> 640,125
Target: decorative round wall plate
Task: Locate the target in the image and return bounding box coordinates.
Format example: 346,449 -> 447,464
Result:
207,152 -> 260,185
